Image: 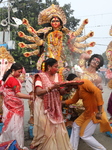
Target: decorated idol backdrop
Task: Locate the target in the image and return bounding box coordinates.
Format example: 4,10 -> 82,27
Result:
105,26 -> 112,88
18,4 -> 95,74
0,46 -> 14,80
0,46 -> 14,119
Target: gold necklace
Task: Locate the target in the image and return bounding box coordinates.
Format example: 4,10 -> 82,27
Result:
47,31 -> 63,60
82,70 -> 98,81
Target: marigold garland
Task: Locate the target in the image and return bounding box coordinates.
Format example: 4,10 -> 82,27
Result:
41,62 -> 45,72
58,67 -> 65,81
47,30 -> 63,60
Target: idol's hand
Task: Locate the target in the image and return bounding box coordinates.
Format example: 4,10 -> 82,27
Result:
24,52 -> 31,57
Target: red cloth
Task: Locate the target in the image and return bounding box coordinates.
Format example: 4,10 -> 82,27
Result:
0,80 -> 2,86
4,77 -> 21,93
0,140 -> 21,150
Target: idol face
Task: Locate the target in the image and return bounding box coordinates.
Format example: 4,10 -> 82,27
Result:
51,17 -> 61,29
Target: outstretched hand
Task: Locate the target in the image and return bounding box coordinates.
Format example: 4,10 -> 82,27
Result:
52,82 -> 60,90
61,100 -> 66,105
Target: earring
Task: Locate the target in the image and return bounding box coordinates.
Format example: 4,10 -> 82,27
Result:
11,71 -> 14,76
41,62 -> 45,72
48,68 -> 51,72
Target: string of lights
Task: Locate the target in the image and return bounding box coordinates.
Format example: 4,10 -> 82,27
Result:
76,12 -> 112,18
91,37 -> 112,39
86,24 -> 111,28
77,12 -> 112,54
95,44 -> 108,46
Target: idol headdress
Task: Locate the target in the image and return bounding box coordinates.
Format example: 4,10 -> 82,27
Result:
38,4 -> 67,25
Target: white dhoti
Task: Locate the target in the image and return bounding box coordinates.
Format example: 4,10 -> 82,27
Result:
70,121 -> 106,150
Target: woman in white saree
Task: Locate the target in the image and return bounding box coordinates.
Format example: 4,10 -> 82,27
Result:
30,58 -> 73,150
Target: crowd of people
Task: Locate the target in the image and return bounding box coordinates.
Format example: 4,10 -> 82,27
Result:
0,56 -> 111,150
0,3 -> 112,150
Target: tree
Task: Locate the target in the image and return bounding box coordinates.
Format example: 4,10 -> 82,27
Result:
0,0 -> 80,72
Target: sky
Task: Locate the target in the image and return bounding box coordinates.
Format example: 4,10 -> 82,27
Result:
59,0 -> 112,54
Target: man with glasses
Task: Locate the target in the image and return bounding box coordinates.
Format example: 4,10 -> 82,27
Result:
78,53 -> 104,90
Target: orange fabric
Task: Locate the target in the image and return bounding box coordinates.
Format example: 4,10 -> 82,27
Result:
65,79 -> 112,136
92,111 -> 112,133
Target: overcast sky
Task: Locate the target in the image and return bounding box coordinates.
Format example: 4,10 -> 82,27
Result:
59,0 -> 112,54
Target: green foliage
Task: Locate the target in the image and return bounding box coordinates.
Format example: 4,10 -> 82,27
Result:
62,4 -> 80,30
0,0 -> 80,72
11,41 -> 38,72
